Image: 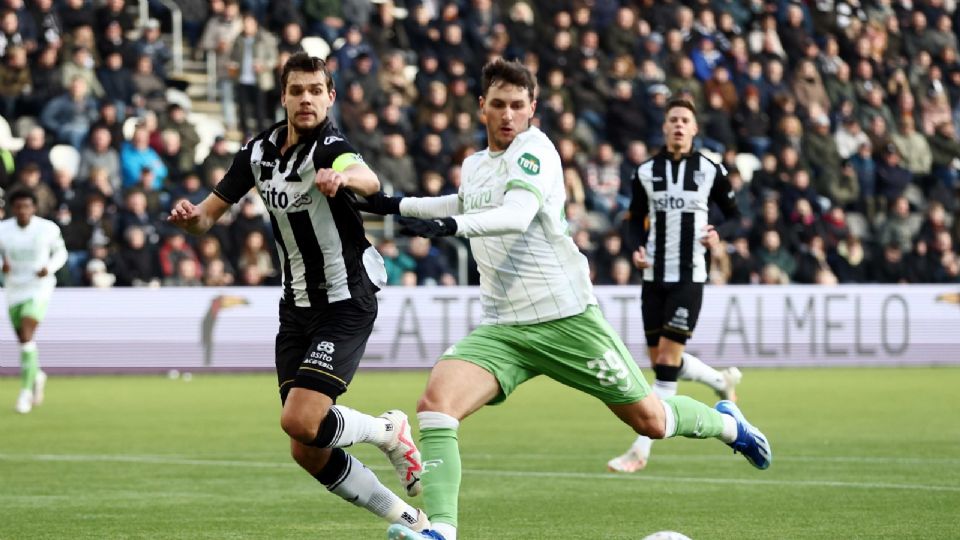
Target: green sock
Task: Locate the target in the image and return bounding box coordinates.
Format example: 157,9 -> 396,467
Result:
20,342 -> 38,391
663,395 -> 725,439
420,427 -> 461,528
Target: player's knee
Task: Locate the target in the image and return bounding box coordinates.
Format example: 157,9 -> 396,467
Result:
640,418 -> 667,440
280,409 -> 319,443
415,393 -> 438,414
416,391 -> 454,415
631,399 -> 667,439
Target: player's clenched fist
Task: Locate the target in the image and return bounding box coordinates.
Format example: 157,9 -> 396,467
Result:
315,168 -> 346,197
168,199 -> 200,226
632,247 -> 651,269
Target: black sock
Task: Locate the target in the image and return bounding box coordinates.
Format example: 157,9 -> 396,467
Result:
312,447 -> 349,487
310,407 -> 343,448
653,363 -> 681,382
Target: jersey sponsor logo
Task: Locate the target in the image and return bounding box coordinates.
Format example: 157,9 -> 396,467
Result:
253,159 -> 278,169
291,192 -> 312,208
652,195 -> 687,210
462,189 -> 493,211
261,185 -> 290,209
517,152 -> 541,175
323,135 -> 344,145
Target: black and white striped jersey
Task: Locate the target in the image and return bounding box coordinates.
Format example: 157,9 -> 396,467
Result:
627,150 -> 739,283
214,119 -> 386,307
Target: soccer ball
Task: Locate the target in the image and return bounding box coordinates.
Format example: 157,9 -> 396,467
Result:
641,532 -> 692,540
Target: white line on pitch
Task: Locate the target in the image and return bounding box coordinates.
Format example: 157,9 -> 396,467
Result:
0,453 -> 957,493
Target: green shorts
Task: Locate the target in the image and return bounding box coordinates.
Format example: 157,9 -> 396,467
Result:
8,298 -> 49,330
440,305 -> 650,405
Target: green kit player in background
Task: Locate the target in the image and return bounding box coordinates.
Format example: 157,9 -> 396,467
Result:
359,58 -> 773,540
0,188 -> 67,414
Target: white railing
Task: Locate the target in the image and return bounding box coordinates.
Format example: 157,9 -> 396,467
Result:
138,0 -> 184,75
206,50 -> 218,99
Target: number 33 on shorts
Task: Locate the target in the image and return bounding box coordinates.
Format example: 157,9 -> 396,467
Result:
587,351 -> 634,392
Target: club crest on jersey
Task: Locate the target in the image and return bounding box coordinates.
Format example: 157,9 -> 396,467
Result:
694,171 -> 706,186
517,153 -> 540,175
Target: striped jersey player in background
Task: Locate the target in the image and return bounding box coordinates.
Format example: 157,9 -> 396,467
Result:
359,58 -> 772,540
608,98 -> 748,473
168,52 -> 429,533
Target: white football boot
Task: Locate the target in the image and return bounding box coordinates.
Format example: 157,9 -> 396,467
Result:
607,447 -> 649,473
14,389 -> 33,414
378,410 -> 424,496
717,367 -> 742,402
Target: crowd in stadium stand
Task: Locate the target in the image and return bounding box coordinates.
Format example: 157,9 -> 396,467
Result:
1,0 -> 959,288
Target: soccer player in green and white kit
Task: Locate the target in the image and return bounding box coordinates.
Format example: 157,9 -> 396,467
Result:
0,188 -> 67,414
360,58 -> 772,540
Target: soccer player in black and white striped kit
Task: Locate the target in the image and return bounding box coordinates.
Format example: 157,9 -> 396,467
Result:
168,52 -> 429,531
608,98 -> 747,473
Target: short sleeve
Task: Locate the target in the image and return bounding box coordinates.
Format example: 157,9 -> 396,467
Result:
213,145 -> 255,204
313,132 -> 362,171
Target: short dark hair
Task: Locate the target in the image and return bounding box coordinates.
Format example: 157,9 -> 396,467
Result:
280,52 -> 333,93
481,57 -> 537,101
6,187 -> 37,206
666,98 -> 697,118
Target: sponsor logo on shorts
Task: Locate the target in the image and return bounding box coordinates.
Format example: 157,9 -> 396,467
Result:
304,341 -> 336,370
400,511 -> 418,525
670,307 -> 690,331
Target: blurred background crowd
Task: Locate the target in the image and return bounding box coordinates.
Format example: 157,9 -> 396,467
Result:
0,0 -> 959,289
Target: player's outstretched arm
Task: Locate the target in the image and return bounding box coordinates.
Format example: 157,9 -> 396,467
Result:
398,189 -> 539,239
357,191 -> 461,219
355,191 -> 403,215
168,194 -> 232,236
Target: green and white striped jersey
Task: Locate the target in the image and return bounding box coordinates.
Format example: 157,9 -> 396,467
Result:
459,126 -> 596,325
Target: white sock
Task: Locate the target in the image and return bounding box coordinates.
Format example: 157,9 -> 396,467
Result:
328,453 -> 419,523
433,522 -> 457,540
678,352 -> 725,393
329,405 -> 390,447
662,400 -> 677,438
652,379 -> 678,399
629,380 -> 679,453
418,411 -> 459,430
21,341 -> 37,354
720,414 -> 738,444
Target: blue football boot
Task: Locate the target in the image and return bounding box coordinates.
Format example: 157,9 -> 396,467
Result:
715,400 -> 772,470
387,524 -> 447,540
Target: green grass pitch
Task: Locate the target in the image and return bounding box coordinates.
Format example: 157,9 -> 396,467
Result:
1,368 -> 958,539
